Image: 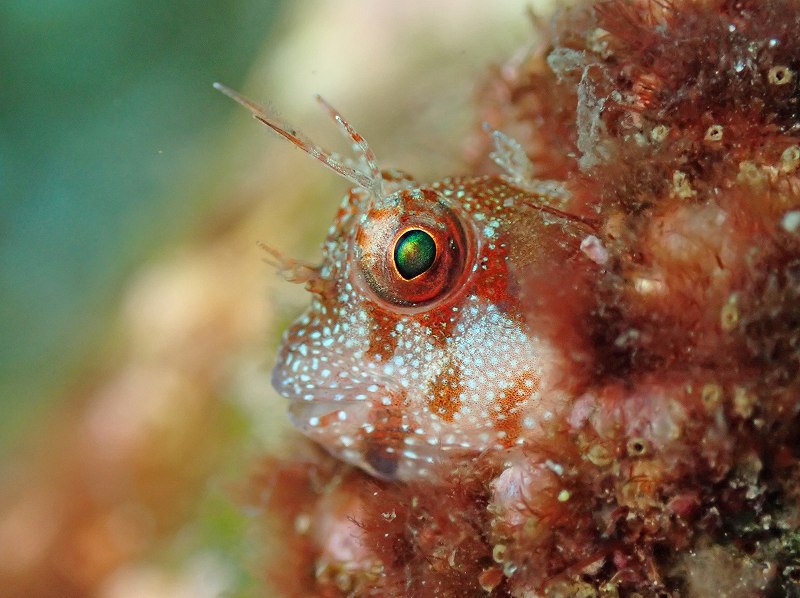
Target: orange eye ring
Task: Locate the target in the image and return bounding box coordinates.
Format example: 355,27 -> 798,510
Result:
353,188 -> 476,310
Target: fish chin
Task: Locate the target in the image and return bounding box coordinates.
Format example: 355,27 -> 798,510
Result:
285,386 -> 402,479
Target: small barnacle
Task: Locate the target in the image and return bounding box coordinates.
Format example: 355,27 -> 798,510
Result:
704,124 -> 724,142
720,293 -> 740,332
626,437 -> 649,458
781,145 -> 800,173
701,383 -> 723,410
492,543 -> 507,563
586,443 -> 614,467
334,570 -> 354,593
768,65 -> 794,86
671,170 -> 697,199
650,124 -> 670,143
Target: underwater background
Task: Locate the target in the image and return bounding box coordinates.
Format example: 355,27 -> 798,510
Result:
0,0 -> 286,445
0,1 -> 535,595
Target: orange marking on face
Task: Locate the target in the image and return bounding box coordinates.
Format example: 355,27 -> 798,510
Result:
492,373 -> 541,448
474,240 -> 513,307
364,306 -> 403,360
427,361 -> 463,423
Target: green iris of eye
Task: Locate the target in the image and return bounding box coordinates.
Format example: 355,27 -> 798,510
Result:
394,229 -> 436,280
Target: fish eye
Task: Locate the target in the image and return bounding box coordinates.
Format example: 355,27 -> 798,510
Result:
354,188 -> 476,310
394,229 -> 436,280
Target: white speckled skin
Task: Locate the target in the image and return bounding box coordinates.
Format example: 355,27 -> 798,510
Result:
273,174 -> 588,480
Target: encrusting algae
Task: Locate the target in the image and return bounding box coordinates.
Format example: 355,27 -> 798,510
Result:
236,1 -> 800,596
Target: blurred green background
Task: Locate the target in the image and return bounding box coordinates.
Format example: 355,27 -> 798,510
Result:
0,4 -> 542,594
0,0 -> 287,447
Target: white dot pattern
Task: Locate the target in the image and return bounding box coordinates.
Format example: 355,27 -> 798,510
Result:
272,176 -> 566,480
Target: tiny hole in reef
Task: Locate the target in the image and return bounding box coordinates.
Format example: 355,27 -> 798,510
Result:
626,438 -> 648,457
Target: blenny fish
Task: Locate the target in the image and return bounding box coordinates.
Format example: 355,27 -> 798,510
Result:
215,83 -> 596,480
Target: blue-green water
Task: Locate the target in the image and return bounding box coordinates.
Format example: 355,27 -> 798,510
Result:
0,0 -> 286,445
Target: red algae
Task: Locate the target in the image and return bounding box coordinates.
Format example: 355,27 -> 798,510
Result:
254,0 -> 800,596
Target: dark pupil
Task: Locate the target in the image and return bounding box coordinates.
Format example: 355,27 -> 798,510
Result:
394,229 -> 436,280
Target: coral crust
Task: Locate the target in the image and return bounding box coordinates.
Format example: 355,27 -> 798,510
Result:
261,1 -> 800,595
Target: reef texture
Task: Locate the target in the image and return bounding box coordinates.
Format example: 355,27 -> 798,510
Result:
258,1 -> 800,596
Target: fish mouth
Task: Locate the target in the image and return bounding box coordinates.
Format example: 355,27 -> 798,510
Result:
271,332 -> 416,478
271,349 -> 404,431
279,376 -> 406,425
282,379 -> 409,480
